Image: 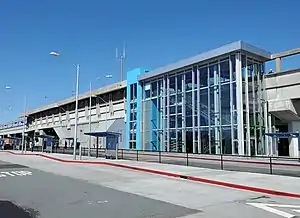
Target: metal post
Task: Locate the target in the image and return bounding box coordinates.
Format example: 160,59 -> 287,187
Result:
74,64 -> 80,160
21,95 -> 27,154
269,156 -> 273,174
88,81 -> 92,157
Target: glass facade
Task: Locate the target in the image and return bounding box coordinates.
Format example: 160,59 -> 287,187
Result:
134,52 -> 267,155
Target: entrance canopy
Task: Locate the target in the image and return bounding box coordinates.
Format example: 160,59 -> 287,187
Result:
84,131 -> 121,138
265,132 -> 300,138
64,137 -> 75,141
36,135 -> 55,139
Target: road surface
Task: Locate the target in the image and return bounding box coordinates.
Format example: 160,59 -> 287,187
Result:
1,154 -> 300,218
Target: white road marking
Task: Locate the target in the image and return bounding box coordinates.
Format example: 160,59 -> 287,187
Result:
0,170 -> 32,178
247,203 -> 300,218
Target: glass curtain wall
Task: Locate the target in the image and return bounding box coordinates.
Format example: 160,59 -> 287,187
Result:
140,52 -> 266,155
129,83 -> 137,149
241,54 -> 265,156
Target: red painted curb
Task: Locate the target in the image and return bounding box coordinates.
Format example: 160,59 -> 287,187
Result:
2,151 -> 300,198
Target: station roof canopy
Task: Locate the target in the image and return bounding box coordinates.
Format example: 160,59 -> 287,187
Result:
36,134 -> 55,139
265,132 -> 300,138
138,40 -> 272,81
84,131 -> 121,137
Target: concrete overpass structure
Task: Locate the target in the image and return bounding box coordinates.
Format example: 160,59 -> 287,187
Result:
264,47 -> 300,158
0,120 -> 24,138
0,81 -> 127,149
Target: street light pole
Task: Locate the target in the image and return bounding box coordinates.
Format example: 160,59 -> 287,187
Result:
49,52 -> 79,160
88,76 -> 112,158
21,94 -> 27,153
88,81 -> 92,157
74,64 -> 80,160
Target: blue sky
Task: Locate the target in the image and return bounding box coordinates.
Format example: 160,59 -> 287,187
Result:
0,0 -> 299,123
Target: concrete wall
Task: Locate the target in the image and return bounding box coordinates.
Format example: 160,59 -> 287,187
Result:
265,69 -> 300,101
0,126 -> 23,136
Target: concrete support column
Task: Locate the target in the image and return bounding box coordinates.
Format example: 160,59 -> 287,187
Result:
288,121 -> 300,158
276,58 -> 281,72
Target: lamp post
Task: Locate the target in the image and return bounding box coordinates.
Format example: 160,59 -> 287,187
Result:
88,75 -> 112,157
50,51 -> 79,160
21,94 -> 27,153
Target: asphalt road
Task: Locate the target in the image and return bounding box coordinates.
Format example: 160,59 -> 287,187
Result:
2,153 -> 300,218
0,160 -> 198,218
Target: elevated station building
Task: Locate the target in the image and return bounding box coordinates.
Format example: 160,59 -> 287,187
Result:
1,41 -> 300,157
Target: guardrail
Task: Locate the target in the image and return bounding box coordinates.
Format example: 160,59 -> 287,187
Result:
28,147 -> 300,177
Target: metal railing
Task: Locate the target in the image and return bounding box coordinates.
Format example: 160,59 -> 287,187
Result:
28,146 -> 300,177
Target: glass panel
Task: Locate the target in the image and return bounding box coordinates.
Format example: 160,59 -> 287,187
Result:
200,88 -> 209,126
220,60 -> 230,83
200,128 -> 209,154
177,104 -> 182,114
169,130 -> 176,152
185,92 -> 192,116
210,88 -> 215,125
193,66 -> 198,89
170,106 -> 176,114
169,76 -> 176,95
230,54 -> 236,81
130,84 -> 134,101
177,74 -> 183,93
169,115 -> 176,128
222,127 -> 232,154
199,66 -> 208,88
194,90 -> 198,115
177,115 -> 182,128
151,81 -> 157,97
210,128 -> 216,154
177,93 -> 182,103
185,70 -> 192,91
170,95 -> 176,105
209,64 -> 216,86
144,82 -> 151,99
221,84 -> 230,125
133,84 -> 137,100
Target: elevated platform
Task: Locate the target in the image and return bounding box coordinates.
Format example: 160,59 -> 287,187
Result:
265,68 -> 300,121
20,80 -> 126,117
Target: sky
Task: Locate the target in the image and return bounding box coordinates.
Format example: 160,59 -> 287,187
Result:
0,0 -> 299,123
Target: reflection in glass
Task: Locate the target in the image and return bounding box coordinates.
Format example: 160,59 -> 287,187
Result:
177,74 -> 183,93
200,128 -> 209,154
169,77 -> 176,94
199,66 -> 208,87
220,61 -> 230,83
185,70 -> 192,91
200,88 -> 209,126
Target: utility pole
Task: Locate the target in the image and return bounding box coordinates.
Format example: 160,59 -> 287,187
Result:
116,41 -> 126,81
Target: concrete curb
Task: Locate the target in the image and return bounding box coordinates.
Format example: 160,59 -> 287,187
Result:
2,151 -> 300,198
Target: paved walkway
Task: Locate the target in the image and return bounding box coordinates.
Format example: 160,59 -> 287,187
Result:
1,151 -> 300,217
3,150 -> 300,198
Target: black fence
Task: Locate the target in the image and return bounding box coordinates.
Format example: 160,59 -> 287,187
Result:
30,146 -> 300,178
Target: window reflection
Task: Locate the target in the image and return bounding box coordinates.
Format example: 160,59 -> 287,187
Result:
185,70 -> 192,91
177,74 -> 183,93
220,61 -> 230,83
199,66 -> 208,87
169,77 -> 176,94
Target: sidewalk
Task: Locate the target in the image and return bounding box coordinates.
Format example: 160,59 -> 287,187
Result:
3,150 -> 300,198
